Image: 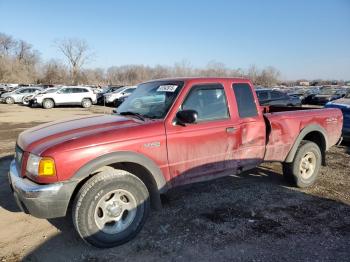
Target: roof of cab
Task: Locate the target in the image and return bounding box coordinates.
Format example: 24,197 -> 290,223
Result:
141,77 -> 252,84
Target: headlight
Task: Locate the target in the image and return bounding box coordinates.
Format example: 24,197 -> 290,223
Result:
26,153 -> 56,176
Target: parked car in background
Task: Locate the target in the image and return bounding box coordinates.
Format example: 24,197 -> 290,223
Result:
0,86 -> 43,104
309,88 -> 345,105
0,85 -> 8,96
23,88 -> 58,106
256,89 -> 301,106
32,86 -> 97,109
287,88 -> 319,104
104,86 -> 137,106
325,93 -> 350,140
97,85 -> 124,104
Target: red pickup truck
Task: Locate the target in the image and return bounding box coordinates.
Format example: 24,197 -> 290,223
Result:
8,78 -> 342,247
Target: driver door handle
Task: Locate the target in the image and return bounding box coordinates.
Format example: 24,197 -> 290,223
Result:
226,127 -> 237,133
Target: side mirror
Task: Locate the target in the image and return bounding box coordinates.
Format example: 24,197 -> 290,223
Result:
176,110 -> 198,126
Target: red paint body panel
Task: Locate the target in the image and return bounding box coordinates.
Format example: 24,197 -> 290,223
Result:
264,108 -> 343,161
16,78 -> 343,187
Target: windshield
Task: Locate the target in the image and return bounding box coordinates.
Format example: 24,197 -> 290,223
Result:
319,89 -> 337,95
15,88 -> 25,94
345,93 -> 350,98
104,86 -> 123,93
117,80 -> 184,119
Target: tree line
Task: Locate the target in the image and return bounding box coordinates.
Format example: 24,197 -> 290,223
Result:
0,32 -> 281,86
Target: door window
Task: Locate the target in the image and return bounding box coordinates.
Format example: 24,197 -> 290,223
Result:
59,88 -> 70,94
71,88 -> 82,93
182,84 -> 229,122
271,91 -> 283,99
18,89 -> 29,93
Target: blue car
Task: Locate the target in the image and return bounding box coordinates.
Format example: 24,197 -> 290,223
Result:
325,93 -> 350,140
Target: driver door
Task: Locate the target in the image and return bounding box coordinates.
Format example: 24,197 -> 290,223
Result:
55,88 -> 72,104
165,83 -> 240,186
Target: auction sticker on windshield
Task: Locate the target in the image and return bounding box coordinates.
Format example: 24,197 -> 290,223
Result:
157,85 -> 178,92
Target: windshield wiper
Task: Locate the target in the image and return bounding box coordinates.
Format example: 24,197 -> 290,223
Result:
142,114 -> 160,119
119,111 -> 145,121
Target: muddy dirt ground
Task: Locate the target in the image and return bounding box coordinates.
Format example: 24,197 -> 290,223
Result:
0,103 -> 349,261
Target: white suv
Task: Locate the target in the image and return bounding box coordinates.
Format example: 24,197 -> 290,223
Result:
33,86 -> 97,109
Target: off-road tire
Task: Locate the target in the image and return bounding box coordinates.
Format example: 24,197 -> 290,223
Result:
42,98 -> 54,109
81,98 -> 92,108
5,97 -> 15,104
283,140 -> 321,188
72,169 -> 150,248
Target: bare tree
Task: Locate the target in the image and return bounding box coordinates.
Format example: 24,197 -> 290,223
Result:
257,66 -> 280,86
0,32 -> 283,86
40,59 -> 69,84
0,33 -> 16,56
247,64 -> 260,84
56,38 -> 92,85
80,68 -> 106,85
15,40 -> 40,65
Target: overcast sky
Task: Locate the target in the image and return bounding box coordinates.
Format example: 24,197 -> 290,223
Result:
1,0 -> 349,80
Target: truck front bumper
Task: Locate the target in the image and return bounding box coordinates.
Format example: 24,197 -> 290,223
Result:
8,160 -> 77,218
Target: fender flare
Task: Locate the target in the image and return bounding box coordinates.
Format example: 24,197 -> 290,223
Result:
72,151 -> 167,193
285,124 -> 328,163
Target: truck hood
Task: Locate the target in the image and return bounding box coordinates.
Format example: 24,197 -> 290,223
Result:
17,114 -> 142,154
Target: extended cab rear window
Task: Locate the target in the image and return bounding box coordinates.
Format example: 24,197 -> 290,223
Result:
232,83 -> 258,118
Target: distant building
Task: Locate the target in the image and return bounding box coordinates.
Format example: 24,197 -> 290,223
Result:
299,81 -> 310,86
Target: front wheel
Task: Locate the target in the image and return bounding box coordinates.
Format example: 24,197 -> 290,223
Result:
72,169 -> 150,248
283,141 -> 321,188
42,99 -> 54,109
81,98 -> 92,108
5,97 -> 15,104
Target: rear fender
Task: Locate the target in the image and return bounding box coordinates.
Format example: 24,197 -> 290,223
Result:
285,124 -> 328,164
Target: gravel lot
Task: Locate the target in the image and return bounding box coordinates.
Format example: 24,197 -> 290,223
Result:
0,103 -> 349,261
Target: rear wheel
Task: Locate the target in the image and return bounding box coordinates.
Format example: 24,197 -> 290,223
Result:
42,99 -> 54,109
283,141 -> 321,188
72,169 -> 150,248
5,97 -> 14,104
81,98 -> 92,108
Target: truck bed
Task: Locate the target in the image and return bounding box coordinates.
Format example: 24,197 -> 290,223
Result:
263,106 -> 342,162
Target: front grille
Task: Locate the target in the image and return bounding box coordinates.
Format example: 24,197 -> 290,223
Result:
15,145 -> 23,172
